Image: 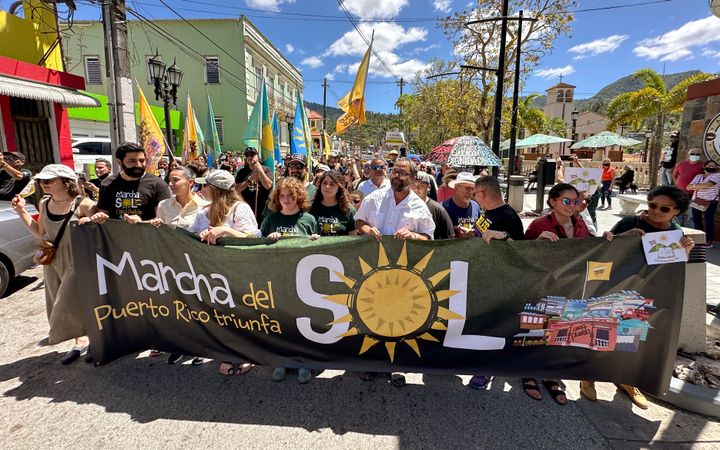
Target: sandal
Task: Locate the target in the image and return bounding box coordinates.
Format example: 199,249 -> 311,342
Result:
542,379 -> 568,406
522,378 -> 542,401
238,363 -> 254,375
219,361 -> 235,376
389,373 -> 406,387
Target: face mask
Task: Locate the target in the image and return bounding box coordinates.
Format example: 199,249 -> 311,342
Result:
690,155 -> 701,162
706,168 -> 718,173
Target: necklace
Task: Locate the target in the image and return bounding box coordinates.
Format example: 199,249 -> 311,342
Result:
51,197 -> 72,203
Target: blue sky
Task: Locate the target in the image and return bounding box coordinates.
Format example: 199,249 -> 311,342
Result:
69,0 -> 720,113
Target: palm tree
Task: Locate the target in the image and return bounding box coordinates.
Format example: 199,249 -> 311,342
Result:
517,93 -> 547,137
607,69 -> 714,187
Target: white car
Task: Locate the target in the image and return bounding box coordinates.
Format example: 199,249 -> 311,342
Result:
0,201 -> 38,297
72,138 -> 114,174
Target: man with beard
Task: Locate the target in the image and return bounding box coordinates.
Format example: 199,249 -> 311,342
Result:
356,157 -> 435,241
86,143 -> 171,223
355,158 -> 434,387
285,153 -> 317,200
410,171 -> 454,239
83,158 -> 112,199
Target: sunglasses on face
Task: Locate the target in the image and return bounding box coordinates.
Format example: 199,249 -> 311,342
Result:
392,170 -> 410,177
288,163 -> 304,169
648,201 -> 675,213
370,165 -> 385,171
39,178 -> 59,184
560,197 -> 583,206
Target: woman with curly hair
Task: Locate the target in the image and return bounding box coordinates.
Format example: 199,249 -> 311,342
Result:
309,170 -> 357,236
260,177 -> 318,240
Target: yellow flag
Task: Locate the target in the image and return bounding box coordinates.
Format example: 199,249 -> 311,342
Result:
324,131 -> 331,160
586,261 -> 613,281
136,82 -> 167,174
182,94 -> 198,162
336,43 -> 371,134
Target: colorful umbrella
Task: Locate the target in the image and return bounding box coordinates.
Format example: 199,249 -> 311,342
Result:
426,136 -> 502,166
570,131 -> 643,149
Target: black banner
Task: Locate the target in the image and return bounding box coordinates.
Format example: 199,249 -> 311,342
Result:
70,221 -> 684,394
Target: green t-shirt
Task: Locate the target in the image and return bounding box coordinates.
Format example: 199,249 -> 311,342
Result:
260,211 -> 318,237
309,203 -> 356,236
610,216 -> 682,234
306,183 -> 317,202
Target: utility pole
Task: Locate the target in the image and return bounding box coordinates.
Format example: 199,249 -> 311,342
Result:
491,0 -> 509,173
322,78 -> 327,131
102,0 -> 136,160
397,77 -> 406,147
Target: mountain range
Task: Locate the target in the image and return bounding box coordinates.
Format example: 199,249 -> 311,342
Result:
305,70 -> 706,131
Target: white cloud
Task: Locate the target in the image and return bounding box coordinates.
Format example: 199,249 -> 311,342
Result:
326,22 -> 428,57
407,43 -> 440,55
341,0 -> 409,19
245,0 -> 295,12
702,47 -> 720,58
285,44 -> 294,54
433,0 -> 452,13
535,65 -> 575,79
634,15 -> 720,62
324,73 -> 335,81
301,56 -> 324,68
568,35 -> 628,60
325,22 -> 430,78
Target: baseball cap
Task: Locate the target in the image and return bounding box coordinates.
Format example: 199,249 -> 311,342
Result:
315,163 -> 331,173
195,170 -> 235,191
449,172 -> 478,188
243,147 -> 258,156
388,149 -> 400,155
34,164 -> 77,181
414,171 -> 432,185
288,154 -> 307,166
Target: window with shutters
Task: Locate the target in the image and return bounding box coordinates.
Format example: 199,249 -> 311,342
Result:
84,56 -> 102,85
214,117 -> 224,144
267,71 -> 274,99
204,57 -> 220,84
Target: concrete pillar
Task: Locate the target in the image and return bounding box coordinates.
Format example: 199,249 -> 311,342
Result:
678,227 -> 707,353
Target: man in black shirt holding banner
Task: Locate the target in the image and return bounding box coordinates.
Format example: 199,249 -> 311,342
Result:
85,143 -> 170,224
466,175 -> 525,390
235,147 -> 273,223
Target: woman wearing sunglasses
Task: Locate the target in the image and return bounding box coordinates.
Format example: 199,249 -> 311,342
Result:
522,183 -> 592,405
686,160 -> 720,248
11,165 -> 95,364
579,185 -> 694,409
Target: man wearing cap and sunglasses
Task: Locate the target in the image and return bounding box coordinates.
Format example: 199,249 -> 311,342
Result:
357,158 -> 390,196
235,147 -> 273,223
442,172 -> 481,239
284,153 -> 317,200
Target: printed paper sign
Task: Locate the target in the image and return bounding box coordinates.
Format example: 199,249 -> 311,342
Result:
642,230 -> 688,265
565,167 -> 602,195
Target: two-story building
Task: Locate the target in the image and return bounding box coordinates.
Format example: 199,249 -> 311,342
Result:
62,15 -> 301,153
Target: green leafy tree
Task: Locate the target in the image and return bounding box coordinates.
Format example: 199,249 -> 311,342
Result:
440,0 -> 575,142
545,117 -> 567,137
607,68 -> 714,187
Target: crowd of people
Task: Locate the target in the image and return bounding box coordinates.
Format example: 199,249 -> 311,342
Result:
5,140 -> 697,409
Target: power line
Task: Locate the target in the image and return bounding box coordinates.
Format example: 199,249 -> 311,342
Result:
335,0 -> 395,77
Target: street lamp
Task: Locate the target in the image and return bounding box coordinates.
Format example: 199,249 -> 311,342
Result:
148,52 -> 183,149
643,129 -> 652,163
570,108 -> 579,149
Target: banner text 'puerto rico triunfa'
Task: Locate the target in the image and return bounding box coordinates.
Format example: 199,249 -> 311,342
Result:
136,82 -> 167,174
71,222 -> 685,395
336,42 -> 371,135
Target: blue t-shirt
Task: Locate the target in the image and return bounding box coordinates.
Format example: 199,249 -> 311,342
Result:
441,198 -> 480,232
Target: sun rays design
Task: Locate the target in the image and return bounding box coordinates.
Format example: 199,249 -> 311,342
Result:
324,241 -> 464,362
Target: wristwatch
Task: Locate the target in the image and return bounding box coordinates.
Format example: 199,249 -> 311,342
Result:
501,231 -> 510,241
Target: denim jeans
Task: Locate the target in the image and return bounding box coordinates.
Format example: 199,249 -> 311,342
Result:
661,168 -> 674,186
600,180 -> 613,206
692,201 -> 718,243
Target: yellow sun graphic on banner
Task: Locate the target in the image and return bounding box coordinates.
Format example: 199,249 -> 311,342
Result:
324,242 -> 463,362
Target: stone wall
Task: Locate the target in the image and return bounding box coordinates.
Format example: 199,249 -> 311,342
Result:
679,78 -> 720,161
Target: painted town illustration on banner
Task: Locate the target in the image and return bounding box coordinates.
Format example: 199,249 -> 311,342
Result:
513,261 -> 655,352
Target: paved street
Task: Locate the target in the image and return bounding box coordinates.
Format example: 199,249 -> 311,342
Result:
2,194 -> 720,449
